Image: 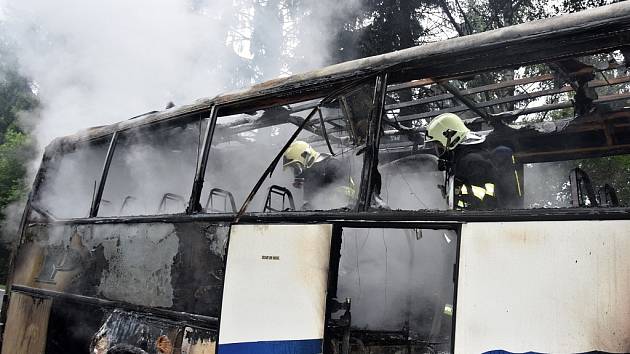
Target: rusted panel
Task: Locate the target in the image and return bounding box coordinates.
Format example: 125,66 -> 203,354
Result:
1,292 -> 52,354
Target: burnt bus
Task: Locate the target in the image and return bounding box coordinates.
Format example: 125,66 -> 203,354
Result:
2,3 -> 630,354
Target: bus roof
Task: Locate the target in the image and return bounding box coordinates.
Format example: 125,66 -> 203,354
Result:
51,2 -> 630,148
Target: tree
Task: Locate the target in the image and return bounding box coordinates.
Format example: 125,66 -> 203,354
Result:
330,0 -> 431,62
0,63 -> 38,284
0,70 -> 37,143
0,62 -> 38,217
0,127 -> 34,214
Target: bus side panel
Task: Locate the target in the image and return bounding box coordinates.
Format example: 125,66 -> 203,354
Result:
1,293 -> 52,354
9,222 -> 228,316
218,224 -> 332,354
3,221 -> 229,353
455,220 -> 630,354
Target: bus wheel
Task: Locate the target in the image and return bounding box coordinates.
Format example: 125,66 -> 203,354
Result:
107,344 -> 149,354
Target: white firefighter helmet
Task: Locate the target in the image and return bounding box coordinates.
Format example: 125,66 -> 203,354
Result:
426,113 -> 470,150
283,140 -> 320,170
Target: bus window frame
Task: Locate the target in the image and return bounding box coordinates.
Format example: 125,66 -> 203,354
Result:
28,134 -> 117,222
24,72 -> 630,222
90,112 -> 209,218
324,221 -> 462,353
33,74 -> 387,222
190,74 -> 388,218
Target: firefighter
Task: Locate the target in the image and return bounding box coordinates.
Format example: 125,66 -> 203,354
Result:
283,140 -> 356,210
426,113 -> 522,209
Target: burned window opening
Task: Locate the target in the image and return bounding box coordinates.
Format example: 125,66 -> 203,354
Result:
32,135 -> 113,220
99,113 -> 208,217
328,227 -> 458,353
197,77 -> 378,220
89,131 -> 119,217
378,49 -> 630,212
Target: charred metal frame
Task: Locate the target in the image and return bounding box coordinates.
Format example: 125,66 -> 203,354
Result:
23,207 -> 630,227
89,132 -> 119,217
570,167 -> 598,207
234,106 -> 320,221
11,285 -> 218,330
357,74 -> 389,211
187,106 -> 219,214
382,60 -> 630,163
263,185 -> 296,212
206,188 -> 237,213
233,76 -> 379,220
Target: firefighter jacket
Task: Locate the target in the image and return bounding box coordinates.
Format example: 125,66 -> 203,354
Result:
451,145 -> 522,210
299,155 -> 355,206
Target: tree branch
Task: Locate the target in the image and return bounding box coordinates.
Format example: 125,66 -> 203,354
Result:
438,0 -> 465,37
454,0 -> 474,35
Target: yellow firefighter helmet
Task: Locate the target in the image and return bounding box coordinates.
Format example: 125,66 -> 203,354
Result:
283,140 -> 320,170
426,113 -> 470,150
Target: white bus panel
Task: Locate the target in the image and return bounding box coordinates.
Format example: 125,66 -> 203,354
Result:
455,220 -> 630,354
218,224 -> 333,354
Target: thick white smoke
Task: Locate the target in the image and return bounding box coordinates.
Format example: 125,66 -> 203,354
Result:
0,0 -> 361,235
0,0 -> 360,145
1,0 -> 244,144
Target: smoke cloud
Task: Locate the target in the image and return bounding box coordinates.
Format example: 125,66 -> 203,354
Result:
0,0 -> 364,217
337,227 -> 456,344
0,0 -> 360,146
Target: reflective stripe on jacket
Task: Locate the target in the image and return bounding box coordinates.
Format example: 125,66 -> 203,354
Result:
456,183 -> 495,208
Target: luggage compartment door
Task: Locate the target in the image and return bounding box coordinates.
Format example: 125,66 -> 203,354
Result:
455,220 -> 630,354
218,224 -> 333,354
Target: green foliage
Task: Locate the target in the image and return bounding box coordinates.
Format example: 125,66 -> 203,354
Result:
0,64 -> 38,285
0,70 -> 38,141
0,128 -> 34,217
0,58 -> 39,220
578,155 -> 630,205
